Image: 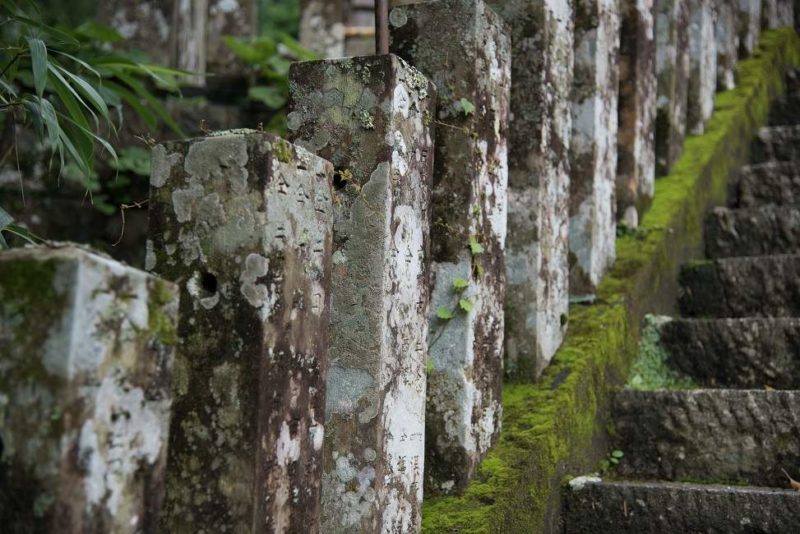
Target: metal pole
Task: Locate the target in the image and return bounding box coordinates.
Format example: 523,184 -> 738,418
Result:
375,0 -> 390,54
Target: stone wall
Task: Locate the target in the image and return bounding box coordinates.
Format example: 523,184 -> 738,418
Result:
1,2 -> 789,533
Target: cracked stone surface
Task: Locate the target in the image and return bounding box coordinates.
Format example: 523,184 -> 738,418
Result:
569,0 -> 620,293
678,254 -> 800,317
736,161 -> 800,207
147,131 -> 334,533
612,389 -> 800,487
389,0 -> 510,497
488,0 -> 573,379
687,0 -> 717,135
617,0 -> 657,219
655,0 -> 690,175
658,317 -> 800,388
288,55 -> 435,533
0,245 -> 178,533
565,479 -> 800,533
704,205 -> 800,258
751,125 -> 800,163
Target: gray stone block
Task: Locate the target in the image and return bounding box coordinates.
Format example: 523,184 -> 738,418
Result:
659,317 -> 800,388
736,0 -> 762,57
678,254 -> 800,317
617,0 -> 657,219
488,0 -> 573,379
389,0 -> 510,496
569,0 -> 620,293
716,0 -> 738,91
0,245 -> 179,533
288,54 -> 435,533
611,389 -> 800,486
752,125 -> 800,163
736,161 -> 800,207
655,0 -> 690,175
704,205 -> 800,258
147,131 -> 334,533
687,0 -> 717,135
564,478 -> 800,533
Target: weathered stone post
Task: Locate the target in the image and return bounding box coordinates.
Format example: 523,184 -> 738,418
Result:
655,0 -> 691,175
0,245 -> 178,533
300,0 -> 348,58
688,0 -> 718,135
173,0 -> 207,85
716,0 -> 738,90
737,0 -> 762,57
487,0 -> 574,378
762,0 -> 795,27
570,0 -> 620,293
617,0 -> 657,224
288,55 -> 435,533
147,131 -> 334,533
388,0 -> 510,495
207,0 -> 256,78
97,0 -> 174,66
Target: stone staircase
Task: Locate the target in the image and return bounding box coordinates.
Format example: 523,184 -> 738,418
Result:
564,76 -> 800,532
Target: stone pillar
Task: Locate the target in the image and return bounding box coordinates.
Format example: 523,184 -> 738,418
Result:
716,0 -> 738,90
0,245 -> 178,533
288,55 -> 434,533
570,0 -> 620,294
762,0 -> 793,27
207,0 -> 257,78
388,0 -> 510,496
300,0 -> 348,58
687,0 -> 717,135
617,0 -> 657,224
655,0 -> 691,175
147,131 -> 334,533
96,0 -> 174,66
172,0 -> 207,85
737,0 -> 762,56
487,0 -> 573,378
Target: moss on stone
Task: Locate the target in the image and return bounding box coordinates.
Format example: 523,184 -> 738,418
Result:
147,278 -> 178,346
273,138 -> 294,164
422,28 -> 800,533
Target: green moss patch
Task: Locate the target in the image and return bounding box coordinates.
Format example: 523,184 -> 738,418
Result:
422,28 -> 800,533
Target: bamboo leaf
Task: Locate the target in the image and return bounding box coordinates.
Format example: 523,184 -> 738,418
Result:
115,71 -> 185,137
48,63 -> 96,127
0,204 -> 13,249
55,64 -> 109,120
27,37 -> 47,98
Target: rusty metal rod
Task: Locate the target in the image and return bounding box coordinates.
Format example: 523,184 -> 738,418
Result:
375,0 -> 390,54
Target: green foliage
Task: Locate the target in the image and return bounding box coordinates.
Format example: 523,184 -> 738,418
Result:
452,277 -> 470,290
224,28 -> 317,134
0,205 -> 41,250
458,97 -> 475,116
598,449 -> 624,473
468,236 -> 484,255
258,0 -> 301,38
436,306 -> 454,321
0,0 -> 188,231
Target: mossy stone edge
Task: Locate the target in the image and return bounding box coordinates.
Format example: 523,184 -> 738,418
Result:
422,28 -> 800,534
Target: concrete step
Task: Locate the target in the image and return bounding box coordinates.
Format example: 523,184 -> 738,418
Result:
704,205 -> 800,259
736,161 -> 800,208
610,389 -> 800,487
564,478 -> 800,534
752,125 -> 800,163
678,254 -> 800,318
658,318 -> 800,389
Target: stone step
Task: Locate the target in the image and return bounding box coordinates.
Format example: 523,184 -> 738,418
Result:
704,205 -> 800,258
678,254 -> 800,318
658,318 -> 800,389
736,161 -> 800,208
564,478 -> 800,534
610,389 -> 800,487
751,125 -> 800,163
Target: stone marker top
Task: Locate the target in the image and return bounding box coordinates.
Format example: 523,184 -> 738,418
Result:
287,53 -> 436,187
